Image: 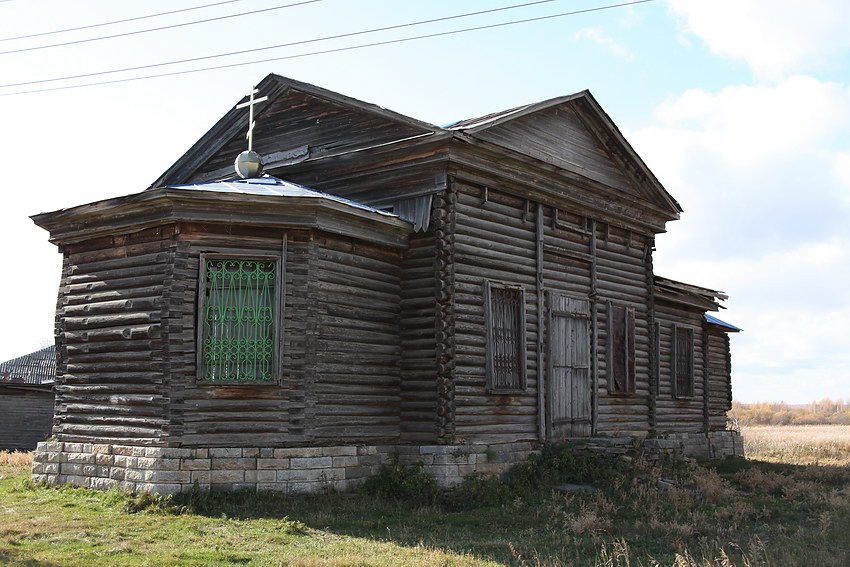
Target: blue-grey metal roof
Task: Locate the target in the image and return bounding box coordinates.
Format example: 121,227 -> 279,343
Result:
0,346 -> 56,385
704,314 -> 742,332
167,175 -> 397,218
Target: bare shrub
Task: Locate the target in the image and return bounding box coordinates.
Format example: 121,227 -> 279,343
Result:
690,467 -> 734,503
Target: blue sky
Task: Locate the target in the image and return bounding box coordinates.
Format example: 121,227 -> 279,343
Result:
1,0 -> 848,403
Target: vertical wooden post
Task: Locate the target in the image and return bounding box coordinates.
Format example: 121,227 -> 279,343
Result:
536,202 -> 546,442
646,237 -> 658,433
589,219 -> 598,435
434,180 -> 457,443
702,316 -> 711,432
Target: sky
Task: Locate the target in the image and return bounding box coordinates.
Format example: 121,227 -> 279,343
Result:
0,0 -> 848,404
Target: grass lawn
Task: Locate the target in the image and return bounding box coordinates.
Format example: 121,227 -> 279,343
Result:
3,437 -> 850,566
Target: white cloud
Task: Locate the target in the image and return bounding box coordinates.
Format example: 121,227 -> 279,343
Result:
666,0 -> 850,80
626,76 -> 850,403
573,27 -> 634,60
653,76 -> 850,167
630,77 -> 850,259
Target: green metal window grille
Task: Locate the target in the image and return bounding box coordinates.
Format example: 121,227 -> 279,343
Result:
201,259 -> 276,381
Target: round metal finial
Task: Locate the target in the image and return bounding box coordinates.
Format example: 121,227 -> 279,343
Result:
235,150 -> 263,179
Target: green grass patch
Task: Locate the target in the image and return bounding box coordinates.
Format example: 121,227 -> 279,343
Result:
3,446 -> 850,566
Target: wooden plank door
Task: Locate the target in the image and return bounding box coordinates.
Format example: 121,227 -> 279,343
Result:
547,294 -> 592,439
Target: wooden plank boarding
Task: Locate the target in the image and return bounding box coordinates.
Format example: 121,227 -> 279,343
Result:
547,293 -> 592,439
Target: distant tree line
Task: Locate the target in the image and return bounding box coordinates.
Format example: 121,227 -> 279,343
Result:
730,398 -> 850,427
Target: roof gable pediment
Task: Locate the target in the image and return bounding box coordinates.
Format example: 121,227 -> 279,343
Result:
449,91 -> 681,218
153,74 -> 439,187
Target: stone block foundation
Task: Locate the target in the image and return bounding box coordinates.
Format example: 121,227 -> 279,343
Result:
643,430 -> 745,460
31,441 -> 535,496
31,433 -> 743,496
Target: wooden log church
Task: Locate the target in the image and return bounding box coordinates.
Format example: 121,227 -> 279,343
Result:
31,75 -> 741,494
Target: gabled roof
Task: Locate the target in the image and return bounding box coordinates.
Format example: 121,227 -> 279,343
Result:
444,93 -> 587,131
153,74 -> 440,188
0,346 -> 55,385
447,91 -> 682,218
153,75 -> 681,223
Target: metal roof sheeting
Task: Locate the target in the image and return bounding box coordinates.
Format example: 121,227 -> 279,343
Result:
704,314 -> 742,332
167,175 -> 397,217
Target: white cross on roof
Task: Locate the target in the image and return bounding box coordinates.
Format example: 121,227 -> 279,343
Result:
236,86 -> 268,152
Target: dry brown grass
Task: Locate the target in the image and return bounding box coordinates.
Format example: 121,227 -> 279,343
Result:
0,451 -> 32,467
741,424 -> 850,465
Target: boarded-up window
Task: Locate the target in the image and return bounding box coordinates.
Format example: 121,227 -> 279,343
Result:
607,304 -> 635,393
198,257 -> 280,382
485,281 -> 526,392
672,326 -> 694,397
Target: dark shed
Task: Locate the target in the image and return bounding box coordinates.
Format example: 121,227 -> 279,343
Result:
0,346 -> 56,451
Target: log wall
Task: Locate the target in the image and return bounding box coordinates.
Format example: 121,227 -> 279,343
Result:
166,224 -> 293,448
654,302 -> 706,433
592,224 -> 653,436
312,235 -> 403,443
448,180 -> 656,443
53,221 -> 405,448
451,182 -> 539,444
706,329 -> 733,430
53,226 -> 175,445
167,224 -> 404,447
399,228 -> 438,442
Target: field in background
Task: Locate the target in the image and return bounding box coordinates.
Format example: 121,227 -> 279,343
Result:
731,398 -> 850,426
742,424 -> 850,465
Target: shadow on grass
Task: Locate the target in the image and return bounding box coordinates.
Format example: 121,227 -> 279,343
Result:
167,487 -> 542,565
157,456 -> 850,567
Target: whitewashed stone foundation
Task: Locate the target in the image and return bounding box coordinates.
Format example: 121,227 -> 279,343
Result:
31,441 -> 535,496
31,433 -> 743,496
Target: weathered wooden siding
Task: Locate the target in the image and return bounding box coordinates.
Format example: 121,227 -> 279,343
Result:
313,235 -> 403,443
593,224 -> 653,436
167,224 -> 292,447
654,303 -> 706,433
399,229 -> 438,442
54,226 -> 174,445
471,103 -> 635,200
189,88 -> 430,184
451,182 -> 539,444
706,329 -> 732,430
547,295 -> 592,438
540,207 -> 593,299
167,224 -> 404,447
443,175 -> 656,442
0,386 -> 54,450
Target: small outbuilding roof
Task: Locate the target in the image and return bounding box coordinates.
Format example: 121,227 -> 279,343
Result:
0,346 -> 56,385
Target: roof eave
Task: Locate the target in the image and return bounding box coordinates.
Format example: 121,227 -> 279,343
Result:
32,187 -> 413,249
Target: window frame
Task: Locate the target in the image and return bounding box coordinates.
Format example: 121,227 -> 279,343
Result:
484,280 -> 527,394
195,252 -> 283,385
607,302 -> 636,394
672,325 -> 695,398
